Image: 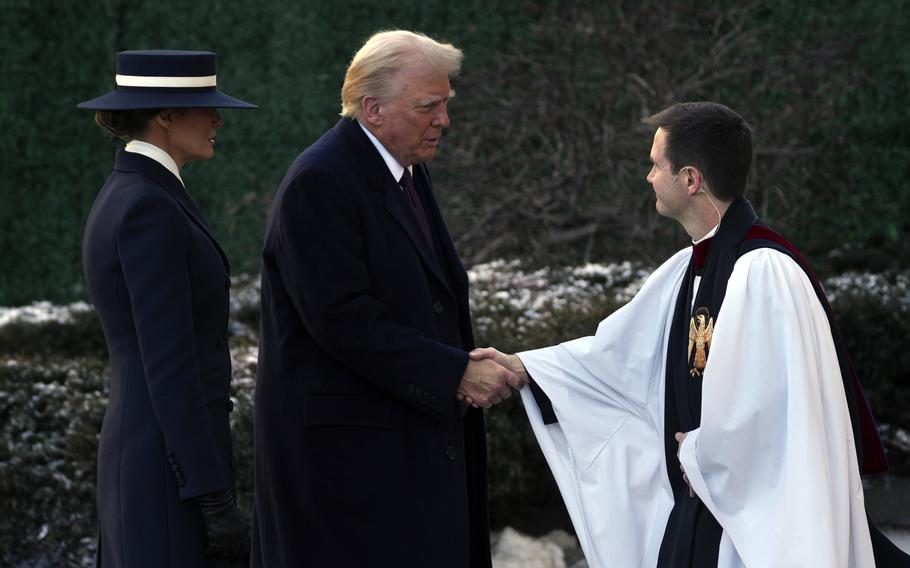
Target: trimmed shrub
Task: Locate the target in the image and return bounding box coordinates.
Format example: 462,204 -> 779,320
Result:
0,358 -> 107,567
1,263 -> 908,562
0,302 -> 106,360
826,272 -> 910,472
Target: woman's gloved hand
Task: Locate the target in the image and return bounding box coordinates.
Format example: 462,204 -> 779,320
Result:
197,487 -> 250,561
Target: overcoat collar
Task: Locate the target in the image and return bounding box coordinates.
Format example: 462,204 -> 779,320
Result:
332,118 -> 454,297
113,149 -> 230,272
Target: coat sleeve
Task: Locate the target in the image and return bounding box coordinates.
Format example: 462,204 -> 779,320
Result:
117,189 -> 227,500
677,248 -> 874,567
516,249 -> 690,568
272,168 -> 468,419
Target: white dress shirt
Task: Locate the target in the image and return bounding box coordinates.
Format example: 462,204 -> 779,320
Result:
358,121 -> 411,184
124,140 -> 185,187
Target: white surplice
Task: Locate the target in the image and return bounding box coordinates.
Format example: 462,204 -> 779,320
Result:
518,247 -> 875,568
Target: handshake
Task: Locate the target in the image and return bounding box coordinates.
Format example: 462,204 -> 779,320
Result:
456,347 -> 529,408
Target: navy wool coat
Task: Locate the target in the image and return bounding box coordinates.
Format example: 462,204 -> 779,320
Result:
83,150 -> 240,567
251,118 -> 492,568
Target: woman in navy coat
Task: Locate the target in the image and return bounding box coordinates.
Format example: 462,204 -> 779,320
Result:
78,51 -> 256,567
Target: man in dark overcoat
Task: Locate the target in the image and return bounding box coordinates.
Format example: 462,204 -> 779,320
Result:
251,30 -> 521,567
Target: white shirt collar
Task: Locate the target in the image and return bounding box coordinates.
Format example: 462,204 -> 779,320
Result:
693,224 -> 719,245
124,140 -> 185,187
358,121 -> 412,184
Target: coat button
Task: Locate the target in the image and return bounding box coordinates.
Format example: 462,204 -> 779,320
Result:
445,446 -> 457,461
226,399 -> 234,413
433,300 -> 445,315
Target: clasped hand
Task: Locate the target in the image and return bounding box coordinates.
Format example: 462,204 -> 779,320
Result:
456,347 -> 530,408
675,432 -> 695,498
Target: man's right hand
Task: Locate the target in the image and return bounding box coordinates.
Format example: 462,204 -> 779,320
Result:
469,347 -> 529,387
456,358 -> 519,408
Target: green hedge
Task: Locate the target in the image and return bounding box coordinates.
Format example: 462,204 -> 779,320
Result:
825,273 -> 910,472
0,0 -> 539,306
0,358 -> 106,566
1,0 -> 908,305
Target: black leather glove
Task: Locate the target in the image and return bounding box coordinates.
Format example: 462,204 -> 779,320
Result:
197,488 -> 250,562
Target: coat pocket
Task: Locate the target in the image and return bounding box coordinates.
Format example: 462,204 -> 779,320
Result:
302,394 -> 394,429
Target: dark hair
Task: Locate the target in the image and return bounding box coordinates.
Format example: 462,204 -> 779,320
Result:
643,102 -> 752,201
94,109 -> 161,140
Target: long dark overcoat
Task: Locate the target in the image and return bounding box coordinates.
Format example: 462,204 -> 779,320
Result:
83,150 -> 240,567
251,118 -> 492,568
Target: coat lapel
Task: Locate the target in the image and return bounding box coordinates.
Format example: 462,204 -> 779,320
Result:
333,119 -> 454,298
113,150 -> 231,273
413,163 -> 469,299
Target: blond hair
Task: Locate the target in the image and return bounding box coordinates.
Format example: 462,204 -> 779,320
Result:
340,30 -> 463,118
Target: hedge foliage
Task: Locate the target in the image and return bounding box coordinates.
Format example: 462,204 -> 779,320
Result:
2,262 -> 909,565
1,0 -> 908,305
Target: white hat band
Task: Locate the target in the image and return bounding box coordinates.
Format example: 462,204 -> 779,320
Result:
115,74 -> 217,88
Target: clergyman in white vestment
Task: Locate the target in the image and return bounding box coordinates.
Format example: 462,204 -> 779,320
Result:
468,102 -> 906,568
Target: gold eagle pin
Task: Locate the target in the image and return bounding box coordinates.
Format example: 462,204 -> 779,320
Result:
688,307 -> 713,378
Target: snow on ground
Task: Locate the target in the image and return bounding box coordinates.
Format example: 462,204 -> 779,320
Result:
0,300 -> 92,326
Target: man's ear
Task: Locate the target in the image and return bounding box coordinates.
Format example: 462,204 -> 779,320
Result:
683,166 -> 704,196
361,96 -> 382,127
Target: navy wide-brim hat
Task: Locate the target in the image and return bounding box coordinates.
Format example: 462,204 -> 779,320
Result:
77,50 -> 257,110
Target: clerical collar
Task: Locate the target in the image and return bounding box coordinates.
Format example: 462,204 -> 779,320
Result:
692,225 -> 718,274
358,121 -> 412,185
124,140 -> 185,187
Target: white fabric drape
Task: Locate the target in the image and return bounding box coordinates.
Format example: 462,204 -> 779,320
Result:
519,248 -> 874,568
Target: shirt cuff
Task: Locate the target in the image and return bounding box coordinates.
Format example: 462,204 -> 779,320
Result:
678,427 -> 711,504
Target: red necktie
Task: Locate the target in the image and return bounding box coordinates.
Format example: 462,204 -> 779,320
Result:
400,168 -> 434,247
